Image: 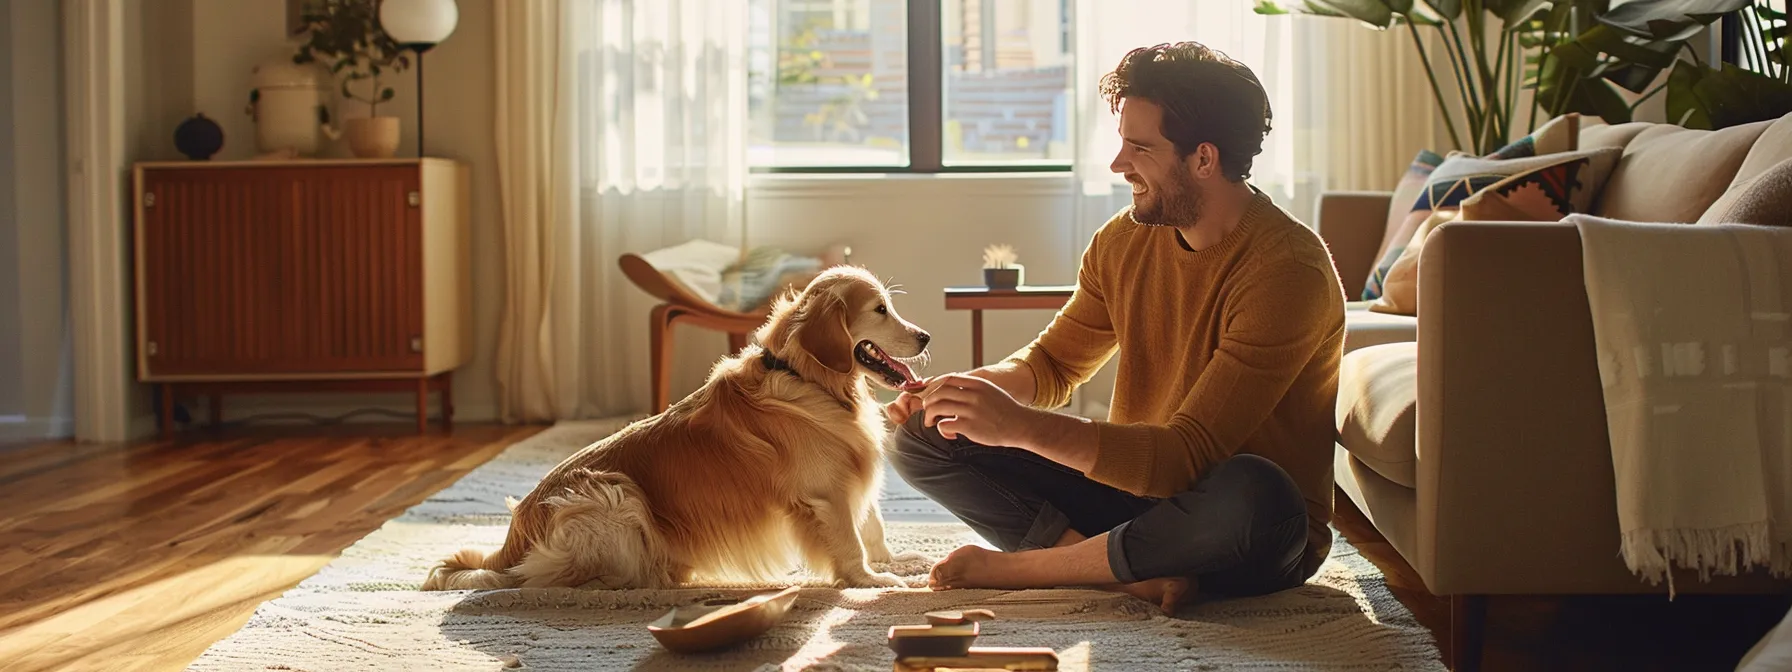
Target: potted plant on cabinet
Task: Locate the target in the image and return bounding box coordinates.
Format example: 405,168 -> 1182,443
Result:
293,0 -> 411,158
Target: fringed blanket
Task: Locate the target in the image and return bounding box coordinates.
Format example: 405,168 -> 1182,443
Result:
1571,214 -> 1792,596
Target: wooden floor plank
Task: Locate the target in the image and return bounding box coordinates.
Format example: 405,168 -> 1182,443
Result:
0,423 -> 543,672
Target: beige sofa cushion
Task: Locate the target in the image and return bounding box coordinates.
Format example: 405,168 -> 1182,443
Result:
1343,302 -> 1417,353
1699,157 -> 1792,227
1731,114 -> 1792,188
1578,120 -> 1652,151
1594,120 -> 1773,223
1336,342 -> 1418,488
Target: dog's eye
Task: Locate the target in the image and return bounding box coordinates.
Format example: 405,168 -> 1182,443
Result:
875,304 -> 888,315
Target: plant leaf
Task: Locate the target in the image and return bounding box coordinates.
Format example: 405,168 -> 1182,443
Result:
1666,58 -> 1713,128
1309,0 -> 1397,27
1693,62 -> 1792,128
1596,0 -> 1751,40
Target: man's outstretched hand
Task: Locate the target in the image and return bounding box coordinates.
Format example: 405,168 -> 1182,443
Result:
919,373 -> 1041,448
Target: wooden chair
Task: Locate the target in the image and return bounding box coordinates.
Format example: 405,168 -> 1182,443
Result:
618,253 -> 771,413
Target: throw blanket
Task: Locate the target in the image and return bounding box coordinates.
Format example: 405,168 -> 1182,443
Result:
1571,214 -> 1792,596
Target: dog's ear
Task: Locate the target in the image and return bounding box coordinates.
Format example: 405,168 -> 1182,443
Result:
793,293 -> 855,375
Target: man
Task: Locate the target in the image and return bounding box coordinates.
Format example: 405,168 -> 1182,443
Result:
886,41 -> 1345,615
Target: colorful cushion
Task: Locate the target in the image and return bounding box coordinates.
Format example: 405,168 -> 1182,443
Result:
1362,150 -> 1444,301
1367,146 -> 1625,317
1483,113 -> 1582,160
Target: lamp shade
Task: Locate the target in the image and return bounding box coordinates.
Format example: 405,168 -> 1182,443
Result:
379,0 -> 459,46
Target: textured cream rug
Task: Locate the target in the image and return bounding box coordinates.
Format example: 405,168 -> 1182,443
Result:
188,419 -> 1443,671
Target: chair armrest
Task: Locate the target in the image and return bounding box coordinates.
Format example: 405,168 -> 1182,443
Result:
1413,221 -> 1639,595
1315,191 -> 1392,297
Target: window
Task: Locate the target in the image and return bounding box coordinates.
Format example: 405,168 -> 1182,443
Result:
748,0 -> 1073,172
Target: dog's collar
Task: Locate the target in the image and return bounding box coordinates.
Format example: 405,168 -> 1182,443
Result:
760,348 -> 856,412
761,348 -> 802,379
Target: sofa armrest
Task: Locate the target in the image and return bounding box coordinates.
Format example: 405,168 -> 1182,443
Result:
1315,191 -> 1392,298
1413,221 -> 1642,595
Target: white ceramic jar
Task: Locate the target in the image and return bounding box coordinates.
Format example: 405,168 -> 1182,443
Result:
245,60 -> 332,156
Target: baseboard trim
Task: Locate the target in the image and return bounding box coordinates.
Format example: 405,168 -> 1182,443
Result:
0,416 -> 77,442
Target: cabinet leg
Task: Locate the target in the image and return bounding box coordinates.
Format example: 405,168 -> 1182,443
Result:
727,332 -> 748,354
440,373 -> 454,431
971,309 -> 984,368
159,384 -> 176,442
415,377 -> 429,435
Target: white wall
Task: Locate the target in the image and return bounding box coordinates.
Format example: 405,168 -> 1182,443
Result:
0,0 -> 75,441
132,0 -> 504,427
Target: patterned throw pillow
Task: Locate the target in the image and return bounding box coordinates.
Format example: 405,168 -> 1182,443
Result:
1362,150 -> 1444,301
1483,113 -> 1583,160
1366,146 -> 1625,317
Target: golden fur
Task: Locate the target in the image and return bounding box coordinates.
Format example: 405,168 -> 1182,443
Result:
421,266 -> 931,590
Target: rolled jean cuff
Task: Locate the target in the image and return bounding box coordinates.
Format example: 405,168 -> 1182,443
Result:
1018,501 -> 1073,551
1106,519 -> 1139,584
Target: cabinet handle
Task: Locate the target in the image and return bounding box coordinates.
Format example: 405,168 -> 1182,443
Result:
408,191 -> 421,207
147,341 -> 158,356
410,336 -> 423,352
142,192 -> 156,208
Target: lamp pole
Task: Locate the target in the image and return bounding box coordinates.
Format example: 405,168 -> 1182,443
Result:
403,42 -> 435,157
379,0 -> 458,159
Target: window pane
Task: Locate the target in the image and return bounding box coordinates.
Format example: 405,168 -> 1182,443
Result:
748,0 -> 909,168
942,0 -> 1073,166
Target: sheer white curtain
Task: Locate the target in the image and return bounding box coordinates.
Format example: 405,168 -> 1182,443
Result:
1068,2 -> 1438,246
495,0 -> 747,423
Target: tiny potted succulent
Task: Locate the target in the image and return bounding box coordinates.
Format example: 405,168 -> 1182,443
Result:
292,0 -> 411,158
982,244 -> 1023,290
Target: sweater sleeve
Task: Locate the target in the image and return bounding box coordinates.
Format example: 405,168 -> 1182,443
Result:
1084,264 -> 1337,497
1004,222 -> 1121,410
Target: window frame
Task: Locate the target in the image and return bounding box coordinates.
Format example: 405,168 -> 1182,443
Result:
751,0 -> 1075,175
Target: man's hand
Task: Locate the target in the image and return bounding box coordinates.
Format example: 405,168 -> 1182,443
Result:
883,388 -> 926,426
919,374 -> 1042,448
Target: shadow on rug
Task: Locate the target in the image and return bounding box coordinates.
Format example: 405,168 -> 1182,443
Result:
188,419 -> 1444,671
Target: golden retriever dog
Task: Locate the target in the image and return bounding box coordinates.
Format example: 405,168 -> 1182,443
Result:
421,266 -> 931,591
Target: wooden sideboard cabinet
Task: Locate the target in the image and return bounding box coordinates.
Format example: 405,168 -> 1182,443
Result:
132,159 -> 472,438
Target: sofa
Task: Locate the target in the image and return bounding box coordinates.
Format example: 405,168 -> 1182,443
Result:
1316,113 -> 1792,670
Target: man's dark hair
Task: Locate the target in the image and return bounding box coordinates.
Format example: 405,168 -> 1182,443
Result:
1098,41 -> 1272,182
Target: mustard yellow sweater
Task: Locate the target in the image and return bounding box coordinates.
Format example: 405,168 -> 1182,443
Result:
1008,190 -> 1346,566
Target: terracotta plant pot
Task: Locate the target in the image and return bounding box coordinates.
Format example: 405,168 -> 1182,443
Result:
344,116 -> 400,158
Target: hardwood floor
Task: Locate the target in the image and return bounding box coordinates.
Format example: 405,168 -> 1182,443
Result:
1330,496 -> 1791,671
0,423 -> 544,672
0,424 -> 1785,671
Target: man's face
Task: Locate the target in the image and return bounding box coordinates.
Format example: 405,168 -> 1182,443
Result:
1110,98 -> 1202,227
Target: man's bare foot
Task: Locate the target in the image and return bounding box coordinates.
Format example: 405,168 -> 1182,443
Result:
1105,576 -> 1193,616
928,545 -> 1013,589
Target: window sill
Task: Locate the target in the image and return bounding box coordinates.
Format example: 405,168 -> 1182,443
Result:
748,171 -> 1077,199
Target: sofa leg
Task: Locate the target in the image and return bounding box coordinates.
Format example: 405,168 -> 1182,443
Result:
1450,594 -> 1487,672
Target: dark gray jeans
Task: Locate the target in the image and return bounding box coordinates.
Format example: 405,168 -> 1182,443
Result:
890,412 -> 1315,597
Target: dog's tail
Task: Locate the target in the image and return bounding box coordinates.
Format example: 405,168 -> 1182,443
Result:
420,547 -> 516,591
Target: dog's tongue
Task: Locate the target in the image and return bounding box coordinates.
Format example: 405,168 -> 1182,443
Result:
883,353 -> 918,387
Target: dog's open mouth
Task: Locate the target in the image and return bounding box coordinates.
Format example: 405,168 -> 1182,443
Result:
855,341 -> 921,389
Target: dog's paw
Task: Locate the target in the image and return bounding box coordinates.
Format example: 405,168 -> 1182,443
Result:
839,571 -> 907,589
890,550 -> 935,564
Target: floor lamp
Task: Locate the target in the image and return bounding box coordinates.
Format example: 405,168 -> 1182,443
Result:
378,0 -> 459,158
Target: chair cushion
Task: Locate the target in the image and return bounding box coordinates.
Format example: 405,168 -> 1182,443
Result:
1336,342 -> 1419,488
1344,301 -> 1417,353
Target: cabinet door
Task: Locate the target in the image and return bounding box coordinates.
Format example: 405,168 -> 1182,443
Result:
284,165 -> 425,373
137,165 -> 424,378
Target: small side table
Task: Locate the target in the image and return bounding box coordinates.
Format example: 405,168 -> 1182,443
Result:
944,285 -> 1075,368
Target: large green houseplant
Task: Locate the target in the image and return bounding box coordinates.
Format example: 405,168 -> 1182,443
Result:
1254,0 -> 1792,154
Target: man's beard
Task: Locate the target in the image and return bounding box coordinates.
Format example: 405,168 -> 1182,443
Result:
1128,161 -> 1203,227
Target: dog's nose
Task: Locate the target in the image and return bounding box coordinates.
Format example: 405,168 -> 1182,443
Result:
916,332 -> 931,348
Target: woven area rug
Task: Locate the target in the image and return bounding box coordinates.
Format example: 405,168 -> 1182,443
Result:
189,419 -> 1444,671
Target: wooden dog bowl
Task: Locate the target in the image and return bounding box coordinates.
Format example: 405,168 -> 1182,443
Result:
647,585 -> 802,653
